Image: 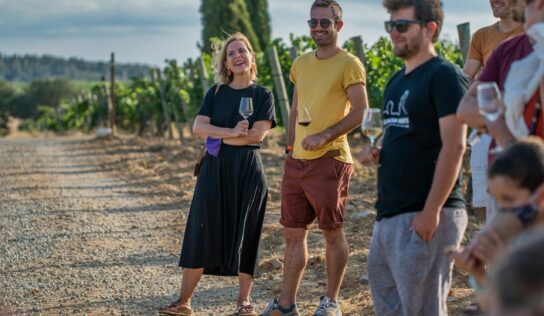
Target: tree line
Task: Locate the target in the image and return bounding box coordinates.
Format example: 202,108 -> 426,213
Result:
0,54 -> 152,82
0,0 -> 463,136
0,35 -> 462,136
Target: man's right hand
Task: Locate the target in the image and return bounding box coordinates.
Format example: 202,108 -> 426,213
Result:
357,145 -> 380,165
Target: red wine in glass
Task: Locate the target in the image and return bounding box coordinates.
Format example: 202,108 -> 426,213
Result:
297,106 -> 311,126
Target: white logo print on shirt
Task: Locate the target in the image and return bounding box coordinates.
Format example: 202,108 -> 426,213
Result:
384,90 -> 410,128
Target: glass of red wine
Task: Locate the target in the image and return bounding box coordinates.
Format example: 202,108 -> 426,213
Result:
297,106 -> 311,126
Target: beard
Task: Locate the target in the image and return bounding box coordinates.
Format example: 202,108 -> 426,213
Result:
393,32 -> 423,59
312,31 -> 337,48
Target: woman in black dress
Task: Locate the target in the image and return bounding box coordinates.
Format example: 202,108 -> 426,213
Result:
159,32 -> 276,316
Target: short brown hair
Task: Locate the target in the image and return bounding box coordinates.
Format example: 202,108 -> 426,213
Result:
382,0 -> 444,42
488,137 -> 544,193
311,0 -> 343,23
212,32 -> 257,84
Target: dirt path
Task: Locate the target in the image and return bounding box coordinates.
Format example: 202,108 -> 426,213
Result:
0,135 -> 479,315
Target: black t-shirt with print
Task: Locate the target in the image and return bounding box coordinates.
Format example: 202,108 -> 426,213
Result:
198,83 -> 277,142
375,57 -> 469,220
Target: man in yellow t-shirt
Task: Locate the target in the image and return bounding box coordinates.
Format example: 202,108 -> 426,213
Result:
261,1 -> 368,315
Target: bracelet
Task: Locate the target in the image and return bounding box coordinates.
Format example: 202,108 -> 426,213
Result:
285,145 -> 293,154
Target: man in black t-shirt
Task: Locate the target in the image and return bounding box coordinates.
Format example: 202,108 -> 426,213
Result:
357,0 -> 469,315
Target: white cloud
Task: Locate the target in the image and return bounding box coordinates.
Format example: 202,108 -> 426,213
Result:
0,0 -> 502,66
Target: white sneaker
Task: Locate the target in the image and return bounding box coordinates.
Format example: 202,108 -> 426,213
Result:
313,296 -> 341,316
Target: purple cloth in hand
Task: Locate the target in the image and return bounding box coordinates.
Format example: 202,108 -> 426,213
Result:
205,137 -> 221,157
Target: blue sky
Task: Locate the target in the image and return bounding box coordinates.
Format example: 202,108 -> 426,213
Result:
0,0 -> 497,66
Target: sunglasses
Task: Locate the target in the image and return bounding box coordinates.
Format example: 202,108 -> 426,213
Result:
384,19 -> 425,33
307,18 -> 334,29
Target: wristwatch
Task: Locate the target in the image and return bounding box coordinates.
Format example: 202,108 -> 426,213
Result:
285,145 -> 293,154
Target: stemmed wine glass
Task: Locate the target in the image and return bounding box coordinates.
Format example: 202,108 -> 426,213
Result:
239,97 -> 254,120
362,108 -> 383,147
297,106 -> 311,126
477,82 -> 503,152
477,82 -> 503,122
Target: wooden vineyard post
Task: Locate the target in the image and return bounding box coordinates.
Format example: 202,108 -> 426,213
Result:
351,35 -> 366,65
154,69 -> 174,139
457,23 -> 471,64
267,45 -> 290,142
110,52 -> 117,136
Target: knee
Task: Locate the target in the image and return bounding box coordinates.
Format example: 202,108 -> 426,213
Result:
284,228 -> 306,248
323,228 -> 346,246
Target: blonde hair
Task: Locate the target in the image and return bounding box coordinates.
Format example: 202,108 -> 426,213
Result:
212,32 -> 257,84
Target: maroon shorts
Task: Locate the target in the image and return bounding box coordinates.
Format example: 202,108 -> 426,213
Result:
280,156 -> 353,230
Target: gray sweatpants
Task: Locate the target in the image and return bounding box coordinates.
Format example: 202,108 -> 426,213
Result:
367,208 -> 468,316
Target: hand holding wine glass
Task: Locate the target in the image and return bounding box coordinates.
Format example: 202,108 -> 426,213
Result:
477,82 -> 504,152
477,82 -> 503,122
239,97 -> 254,120
238,97 -> 253,135
362,108 -> 383,147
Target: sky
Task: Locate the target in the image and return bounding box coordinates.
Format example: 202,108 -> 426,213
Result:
0,0 -> 498,66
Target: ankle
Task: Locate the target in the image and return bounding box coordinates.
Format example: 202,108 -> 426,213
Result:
177,297 -> 191,308
237,297 -> 251,306
278,297 -> 295,310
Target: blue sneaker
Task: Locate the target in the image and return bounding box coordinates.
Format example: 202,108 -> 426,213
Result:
260,298 -> 299,316
313,296 -> 342,316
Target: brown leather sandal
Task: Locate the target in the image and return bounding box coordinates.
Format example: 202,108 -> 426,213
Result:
159,301 -> 193,316
237,303 -> 257,316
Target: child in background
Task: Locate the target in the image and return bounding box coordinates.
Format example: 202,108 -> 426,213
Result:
451,137 -> 544,308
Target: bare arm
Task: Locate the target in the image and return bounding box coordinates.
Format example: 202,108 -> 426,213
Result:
457,80 -> 487,129
302,83 -> 368,150
222,120 -> 273,146
463,59 -> 482,80
287,87 -> 298,148
412,115 -> 467,241
485,116 -> 515,147
193,115 -> 248,139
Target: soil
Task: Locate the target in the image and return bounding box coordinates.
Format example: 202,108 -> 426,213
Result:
0,131 -> 482,315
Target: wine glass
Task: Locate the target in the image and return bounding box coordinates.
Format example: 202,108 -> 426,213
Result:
362,108 -> 383,147
239,97 -> 253,120
297,106 -> 311,126
477,82 -> 503,122
477,82 -> 504,152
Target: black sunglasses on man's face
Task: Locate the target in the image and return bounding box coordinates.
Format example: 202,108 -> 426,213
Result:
307,18 -> 334,29
384,19 -> 424,33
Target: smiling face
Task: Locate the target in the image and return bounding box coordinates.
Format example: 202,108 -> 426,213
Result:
388,7 -> 426,60
490,0 -> 512,18
309,6 -> 342,48
224,40 -> 253,77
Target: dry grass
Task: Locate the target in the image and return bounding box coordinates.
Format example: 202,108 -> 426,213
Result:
93,130 -> 483,315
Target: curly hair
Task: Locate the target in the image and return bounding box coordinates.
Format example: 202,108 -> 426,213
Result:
211,32 -> 257,84
382,0 -> 444,42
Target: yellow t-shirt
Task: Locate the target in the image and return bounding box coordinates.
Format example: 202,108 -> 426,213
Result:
289,49 -> 366,163
468,23 -> 524,64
